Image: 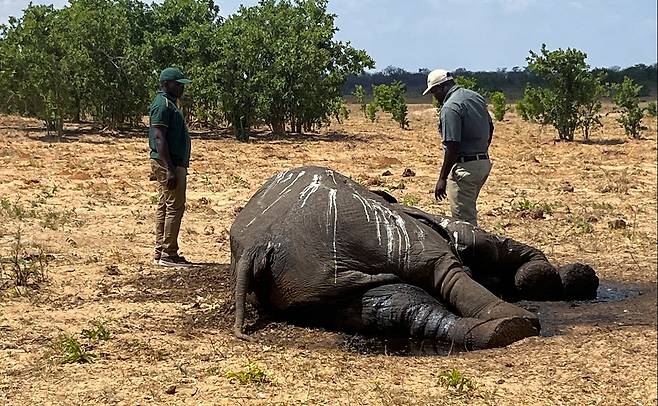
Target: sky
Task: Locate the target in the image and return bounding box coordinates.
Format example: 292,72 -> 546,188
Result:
1,0 -> 656,71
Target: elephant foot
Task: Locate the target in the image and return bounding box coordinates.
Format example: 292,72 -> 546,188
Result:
478,301 -> 540,331
460,317 -> 539,350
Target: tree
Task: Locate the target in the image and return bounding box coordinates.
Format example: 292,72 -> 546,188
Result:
211,0 -> 373,140
523,44 -> 605,141
0,5 -> 71,135
611,76 -> 645,138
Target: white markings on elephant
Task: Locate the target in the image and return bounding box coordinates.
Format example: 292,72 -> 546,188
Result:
261,171 -> 292,197
326,189 -> 339,282
246,170 -> 306,228
299,174 -> 322,208
415,223 -> 426,252
325,169 -> 337,185
368,202 -> 411,267
352,192 -> 372,222
373,209 -> 382,246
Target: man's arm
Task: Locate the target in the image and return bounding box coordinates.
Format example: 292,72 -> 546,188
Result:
435,141 -> 459,201
153,126 -> 177,190
488,114 -> 494,145
435,106 -> 462,201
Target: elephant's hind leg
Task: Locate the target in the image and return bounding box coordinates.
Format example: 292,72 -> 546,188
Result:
334,284 -> 538,350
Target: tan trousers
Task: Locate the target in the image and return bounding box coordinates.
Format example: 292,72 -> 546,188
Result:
446,159 -> 492,226
151,159 -> 187,259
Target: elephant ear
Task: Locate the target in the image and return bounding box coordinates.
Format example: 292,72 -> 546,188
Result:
369,189 -> 398,204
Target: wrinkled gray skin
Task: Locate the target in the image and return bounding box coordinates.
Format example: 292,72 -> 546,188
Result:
230,166 -> 595,350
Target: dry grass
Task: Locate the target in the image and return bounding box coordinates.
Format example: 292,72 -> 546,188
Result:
0,106 -> 656,405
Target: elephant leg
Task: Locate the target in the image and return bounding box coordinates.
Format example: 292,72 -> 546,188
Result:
514,260 -> 563,300
332,284 -> 538,350
430,254 -> 540,329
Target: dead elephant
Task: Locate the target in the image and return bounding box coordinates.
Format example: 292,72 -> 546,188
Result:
230,166 -> 598,350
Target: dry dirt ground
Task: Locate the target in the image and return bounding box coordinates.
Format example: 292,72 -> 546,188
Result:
0,105 -> 656,405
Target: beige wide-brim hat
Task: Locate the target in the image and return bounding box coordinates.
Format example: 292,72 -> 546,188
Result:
422,69 -> 452,95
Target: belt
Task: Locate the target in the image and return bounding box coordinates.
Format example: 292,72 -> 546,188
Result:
457,154 -> 489,163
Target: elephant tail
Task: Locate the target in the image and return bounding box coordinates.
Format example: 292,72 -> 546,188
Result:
233,253 -> 254,341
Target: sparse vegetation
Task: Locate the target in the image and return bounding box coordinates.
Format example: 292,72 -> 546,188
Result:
438,369 -> 477,393
0,230 -> 49,291
401,195 -> 420,206
226,362 -> 270,385
52,335 -> 96,364
81,320 -> 111,341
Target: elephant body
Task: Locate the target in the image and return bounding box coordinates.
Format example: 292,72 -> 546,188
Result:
230,166 -> 597,350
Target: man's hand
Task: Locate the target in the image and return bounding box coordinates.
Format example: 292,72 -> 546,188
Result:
435,178 -> 447,201
165,168 -> 178,190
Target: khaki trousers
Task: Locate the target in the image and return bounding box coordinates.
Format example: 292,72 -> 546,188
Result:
151,159 -> 187,259
446,159 -> 492,226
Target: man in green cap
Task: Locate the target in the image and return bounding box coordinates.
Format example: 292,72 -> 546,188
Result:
149,67 -> 193,267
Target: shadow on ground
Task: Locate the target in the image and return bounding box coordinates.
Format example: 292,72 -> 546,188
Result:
115,268 -> 657,356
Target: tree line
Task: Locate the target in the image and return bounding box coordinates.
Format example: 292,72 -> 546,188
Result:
0,0 -> 373,140
344,63 -> 657,102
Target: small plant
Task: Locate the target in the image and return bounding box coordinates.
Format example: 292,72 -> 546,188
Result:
401,195 -> 420,206
229,175 -> 249,188
81,320 -> 111,341
438,368 -> 476,393
40,208 -> 74,230
646,101 -> 657,117
53,335 -> 96,364
226,362 -> 270,385
1,230 -> 49,289
514,197 -> 538,212
490,91 -> 508,121
365,102 -> 378,122
569,215 -> 593,234
150,194 -> 160,205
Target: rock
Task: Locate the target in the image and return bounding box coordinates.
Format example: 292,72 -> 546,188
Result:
560,182 -> 574,192
608,219 -> 627,229
381,170 -> 393,176
105,265 -> 121,275
401,168 -> 416,177
165,385 -> 177,395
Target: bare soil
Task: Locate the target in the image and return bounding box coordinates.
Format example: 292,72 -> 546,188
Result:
0,106 -> 656,405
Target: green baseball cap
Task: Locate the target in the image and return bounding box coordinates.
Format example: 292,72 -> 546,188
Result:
159,67 -> 192,84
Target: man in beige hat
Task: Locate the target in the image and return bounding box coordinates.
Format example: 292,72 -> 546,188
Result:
423,69 -> 493,226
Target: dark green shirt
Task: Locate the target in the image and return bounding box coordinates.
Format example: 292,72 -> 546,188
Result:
148,91 -> 191,168
439,86 -> 492,156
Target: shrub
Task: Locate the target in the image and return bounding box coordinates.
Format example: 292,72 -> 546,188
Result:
490,91 -> 507,121
522,44 -> 605,141
612,76 -> 646,138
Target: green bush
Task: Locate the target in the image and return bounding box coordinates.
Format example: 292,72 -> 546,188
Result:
371,81 -> 409,129
490,91 -> 507,121
522,44 -> 605,141
646,101 -> 657,117
612,76 -> 645,138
